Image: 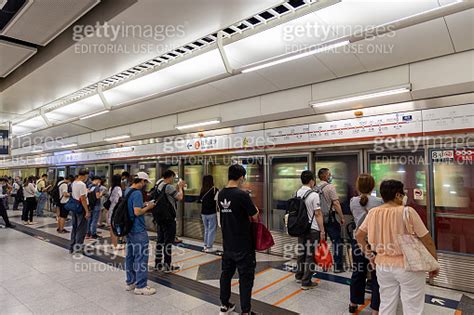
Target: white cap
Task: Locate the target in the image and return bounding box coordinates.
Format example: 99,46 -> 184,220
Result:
135,172 -> 150,182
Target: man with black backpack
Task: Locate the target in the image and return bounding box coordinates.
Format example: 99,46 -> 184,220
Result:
151,170 -> 184,273
123,172 -> 156,295
294,170 -> 325,290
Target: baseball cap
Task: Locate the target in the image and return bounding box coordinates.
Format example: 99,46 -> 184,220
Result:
135,172 -> 150,182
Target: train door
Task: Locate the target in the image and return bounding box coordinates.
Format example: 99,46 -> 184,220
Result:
112,164 -> 128,176
182,157 -> 205,239
95,165 -> 110,180
430,148 -> 474,292
159,160 -> 182,235
269,154 -> 309,255
129,162 -> 157,191
314,153 -> 362,244
208,156 -> 266,244
368,151 -> 429,225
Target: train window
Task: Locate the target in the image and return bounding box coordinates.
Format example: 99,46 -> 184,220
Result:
369,152 -> 428,225
270,156 -> 308,232
315,154 -> 359,215
432,150 -> 474,255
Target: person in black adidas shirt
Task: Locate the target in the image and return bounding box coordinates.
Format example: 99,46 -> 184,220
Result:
218,164 -> 258,315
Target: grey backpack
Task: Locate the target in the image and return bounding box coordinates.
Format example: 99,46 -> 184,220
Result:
314,183 -> 332,224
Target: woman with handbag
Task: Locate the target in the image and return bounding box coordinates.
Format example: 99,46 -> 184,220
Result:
199,175 -> 218,253
349,174 -> 382,314
356,179 -> 439,315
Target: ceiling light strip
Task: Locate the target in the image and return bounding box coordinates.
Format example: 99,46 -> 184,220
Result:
80,110 -> 110,120
103,134 -> 130,142
175,118 -> 222,130
310,85 -> 412,107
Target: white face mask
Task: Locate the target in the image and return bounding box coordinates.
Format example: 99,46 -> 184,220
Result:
402,195 -> 408,206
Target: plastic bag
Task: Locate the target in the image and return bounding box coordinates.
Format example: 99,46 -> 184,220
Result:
314,240 -> 334,271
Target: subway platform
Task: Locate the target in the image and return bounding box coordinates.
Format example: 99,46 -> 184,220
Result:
1,210 -> 472,315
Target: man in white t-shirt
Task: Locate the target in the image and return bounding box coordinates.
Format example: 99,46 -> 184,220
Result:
70,170 -> 90,254
295,170 -> 325,290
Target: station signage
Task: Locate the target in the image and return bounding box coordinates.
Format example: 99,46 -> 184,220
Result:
0,130 -> 8,155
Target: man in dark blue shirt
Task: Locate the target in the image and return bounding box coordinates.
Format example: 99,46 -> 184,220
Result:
218,164 -> 258,315
124,172 -> 156,296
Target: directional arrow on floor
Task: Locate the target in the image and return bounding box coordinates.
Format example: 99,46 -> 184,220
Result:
431,298 -> 445,306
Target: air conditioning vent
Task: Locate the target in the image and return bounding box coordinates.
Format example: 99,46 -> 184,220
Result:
0,0 -> 26,31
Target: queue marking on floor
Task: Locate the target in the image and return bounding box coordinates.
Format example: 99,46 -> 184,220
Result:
252,273 -> 294,295
355,299 -> 371,315
232,268 -> 272,287
173,253 -> 207,264
174,257 -> 222,273
273,289 -> 303,306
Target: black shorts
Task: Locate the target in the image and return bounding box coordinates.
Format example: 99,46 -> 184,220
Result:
59,204 -> 69,219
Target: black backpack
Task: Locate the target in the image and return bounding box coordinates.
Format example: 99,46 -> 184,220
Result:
87,185 -> 98,206
150,182 -> 176,224
50,182 -> 62,205
111,189 -> 137,237
286,190 -> 315,237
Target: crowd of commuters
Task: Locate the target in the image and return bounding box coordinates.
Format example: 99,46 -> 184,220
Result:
0,165 -> 440,315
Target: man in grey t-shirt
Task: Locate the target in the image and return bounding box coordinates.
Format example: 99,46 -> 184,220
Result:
154,170 -> 185,272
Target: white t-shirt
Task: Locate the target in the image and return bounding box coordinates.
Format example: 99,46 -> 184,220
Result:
59,181 -> 69,204
72,180 -> 88,204
296,186 -> 321,231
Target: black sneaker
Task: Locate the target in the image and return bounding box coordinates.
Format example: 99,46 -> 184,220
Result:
349,304 -> 358,313
5,224 -> 15,229
220,303 -> 235,314
301,282 -> 318,290
154,263 -> 164,271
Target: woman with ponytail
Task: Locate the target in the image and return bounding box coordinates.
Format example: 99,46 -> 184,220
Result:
348,174 -> 383,314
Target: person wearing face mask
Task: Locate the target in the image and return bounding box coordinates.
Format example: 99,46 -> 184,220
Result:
218,164 -> 259,315
317,168 -> 346,273
356,179 -> 439,315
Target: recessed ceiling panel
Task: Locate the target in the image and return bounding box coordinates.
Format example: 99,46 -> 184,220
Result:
45,95 -> 104,121
0,40 -> 36,77
1,0 -> 100,45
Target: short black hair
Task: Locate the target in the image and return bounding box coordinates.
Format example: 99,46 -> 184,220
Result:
67,175 -> 75,181
133,177 -> 143,184
41,174 -> 47,178
78,169 -> 88,176
122,171 -> 130,177
380,180 -> 405,202
228,164 -> 246,181
92,176 -> 101,181
162,170 -> 176,179
317,168 -> 329,180
300,170 -> 315,185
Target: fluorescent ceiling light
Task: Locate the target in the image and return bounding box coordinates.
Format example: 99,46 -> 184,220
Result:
61,143 -> 78,149
80,110 -> 110,120
175,118 -> 221,130
17,132 -> 32,138
241,40 -> 350,73
310,86 -> 411,108
104,134 -> 130,142
31,149 -> 43,154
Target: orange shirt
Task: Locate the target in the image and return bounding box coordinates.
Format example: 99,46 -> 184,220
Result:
359,205 -> 429,268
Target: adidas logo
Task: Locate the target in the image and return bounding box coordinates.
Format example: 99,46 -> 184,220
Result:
220,199 -> 232,213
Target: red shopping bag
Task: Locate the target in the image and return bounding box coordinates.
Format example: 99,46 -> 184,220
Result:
314,240 -> 333,271
251,216 -> 275,251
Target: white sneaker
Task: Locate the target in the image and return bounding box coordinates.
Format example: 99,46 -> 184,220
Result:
134,286 -> 156,296
204,247 -> 217,253
125,284 -> 136,291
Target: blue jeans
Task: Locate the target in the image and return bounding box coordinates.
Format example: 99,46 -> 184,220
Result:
202,214 -> 217,249
36,193 -> 47,216
87,204 -> 101,235
126,230 -> 150,289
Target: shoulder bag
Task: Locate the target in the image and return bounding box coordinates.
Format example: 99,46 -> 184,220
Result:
397,207 -> 440,272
